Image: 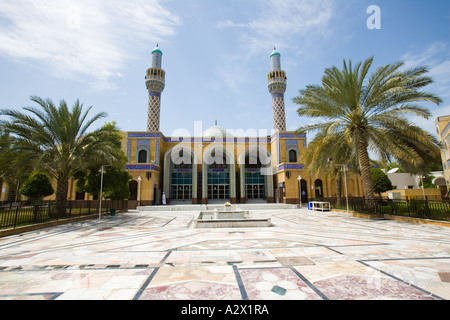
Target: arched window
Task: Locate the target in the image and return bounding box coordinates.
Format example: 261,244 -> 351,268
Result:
315,179 -> 323,200
288,149 -> 297,163
138,150 -> 148,164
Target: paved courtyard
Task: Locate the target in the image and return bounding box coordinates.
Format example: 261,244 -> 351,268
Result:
0,207 -> 449,300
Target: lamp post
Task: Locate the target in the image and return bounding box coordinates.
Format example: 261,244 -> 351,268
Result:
99,165 -> 111,220
137,176 -> 142,207
328,158 -> 349,213
297,175 -> 302,209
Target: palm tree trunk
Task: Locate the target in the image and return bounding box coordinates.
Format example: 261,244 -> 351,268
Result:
6,181 -> 17,203
358,143 -> 376,212
55,178 -> 68,218
336,170 -> 343,207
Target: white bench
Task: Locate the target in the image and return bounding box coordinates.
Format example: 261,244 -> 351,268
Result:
309,201 -> 331,212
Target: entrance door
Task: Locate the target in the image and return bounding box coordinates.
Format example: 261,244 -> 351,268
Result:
244,155 -> 266,201
246,184 -> 265,200
129,180 -> 138,200
300,179 -> 308,203
208,184 -> 229,200
172,185 -> 193,200
207,169 -> 230,200
171,169 -> 193,201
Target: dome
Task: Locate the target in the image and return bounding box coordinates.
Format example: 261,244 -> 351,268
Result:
152,44 -> 163,56
203,125 -> 234,139
270,47 -> 280,57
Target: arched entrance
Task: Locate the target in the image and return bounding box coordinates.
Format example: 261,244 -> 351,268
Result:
300,179 -> 308,203
171,149 -> 193,201
239,146 -> 274,203
163,147 -> 198,204
315,179 -> 323,200
244,154 -> 265,200
129,180 -> 138,200
202,146 -> 236,204
208,152 -> 229,201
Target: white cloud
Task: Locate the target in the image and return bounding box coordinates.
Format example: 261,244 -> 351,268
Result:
0,0 -> 181,90
400,42 -> 450,135
216,0 -> 334,53
401,42 -> 450,99
214,0 -> 335,92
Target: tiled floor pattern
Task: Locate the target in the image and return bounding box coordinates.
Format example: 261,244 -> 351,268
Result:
0,209 -> 449,300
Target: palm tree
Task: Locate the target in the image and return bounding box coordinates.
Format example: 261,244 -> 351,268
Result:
301,129 -> 358,206
0,129 -> 34,201
293,57 -> 442,210
0,96 -> 125,213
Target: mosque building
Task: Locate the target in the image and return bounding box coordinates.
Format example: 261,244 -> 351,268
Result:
121,45 -> 365,205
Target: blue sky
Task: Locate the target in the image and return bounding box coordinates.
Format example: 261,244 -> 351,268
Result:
0,0 -> 449,139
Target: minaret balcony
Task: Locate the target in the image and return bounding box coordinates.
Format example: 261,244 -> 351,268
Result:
268,82 -> 287,95
146,79 -> 165,93
268,78 -> 287,85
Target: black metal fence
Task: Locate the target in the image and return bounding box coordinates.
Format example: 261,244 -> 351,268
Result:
0,200 -> 129,230
323,197 -> 450,221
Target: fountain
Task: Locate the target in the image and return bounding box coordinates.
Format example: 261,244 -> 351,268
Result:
191,202 -> 272,228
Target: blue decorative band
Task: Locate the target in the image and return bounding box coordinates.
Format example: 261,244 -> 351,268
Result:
273,133 -> 307,139
126,165 -> 160,172
278,164 -> 304,171
128,133 -> 163,138
272,93 -> 284,98
127,132 -> 307,142
149,92 -> 161,98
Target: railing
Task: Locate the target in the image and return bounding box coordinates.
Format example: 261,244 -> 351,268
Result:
322,197 -> 450,221
0,200 -> 130,230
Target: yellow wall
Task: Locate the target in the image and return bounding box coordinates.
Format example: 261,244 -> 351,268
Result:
436,116 -> 450,189
382,188 -> 442,200
1,130 -> 368,205
122,130 -> 367,204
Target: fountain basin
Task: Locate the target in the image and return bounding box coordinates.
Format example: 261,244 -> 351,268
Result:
192,210 -> 272,228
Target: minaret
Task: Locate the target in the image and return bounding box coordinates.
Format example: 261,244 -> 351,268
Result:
145,44 -> 166,131
268,47 -> 287,131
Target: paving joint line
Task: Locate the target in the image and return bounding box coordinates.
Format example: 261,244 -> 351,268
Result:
357,260 -> 445,300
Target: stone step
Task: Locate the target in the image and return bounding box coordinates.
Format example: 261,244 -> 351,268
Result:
137,203 -> 298,212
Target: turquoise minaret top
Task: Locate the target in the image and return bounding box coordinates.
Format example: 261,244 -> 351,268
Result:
270,47 -> 281,71
151,44 -> 163,69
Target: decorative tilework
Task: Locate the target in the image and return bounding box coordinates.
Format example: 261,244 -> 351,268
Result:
278,164 -> 304,171
127,140 -> 131,163
285,140 -> 299,159
129,133 -> 162,138
155,139 -> 160,165
152,52 -> 162,69
137,139 -> 151,146
147,95 -> 161,131
271,54 -> 281,71
127,133 -> 306,144
285,139 -> 299,146
126,165 -> 160,172
278,133 -> 307,138
277,138 -> 281,165
272,96 -> 286,131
